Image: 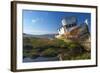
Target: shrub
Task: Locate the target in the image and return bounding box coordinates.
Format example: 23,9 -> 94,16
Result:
42,48 -> 58,57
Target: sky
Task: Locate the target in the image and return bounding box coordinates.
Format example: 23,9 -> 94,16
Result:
23,10 -> 91,35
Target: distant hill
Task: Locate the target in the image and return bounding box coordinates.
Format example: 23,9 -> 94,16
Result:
23,33 -> 58,39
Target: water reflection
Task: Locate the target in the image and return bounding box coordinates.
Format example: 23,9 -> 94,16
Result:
23,56 -> 59,62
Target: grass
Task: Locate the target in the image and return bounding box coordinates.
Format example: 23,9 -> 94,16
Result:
42,48 -> 58,57
23,37 -> 91,60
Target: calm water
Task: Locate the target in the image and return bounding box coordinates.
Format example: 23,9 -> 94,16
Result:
23,56 -> 59,62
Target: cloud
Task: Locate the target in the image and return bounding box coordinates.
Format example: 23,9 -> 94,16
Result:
31,19 -> 38,23
31,18 -> 45,24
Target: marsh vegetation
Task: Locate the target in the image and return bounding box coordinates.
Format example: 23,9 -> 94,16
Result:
23,36 -> 90,62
